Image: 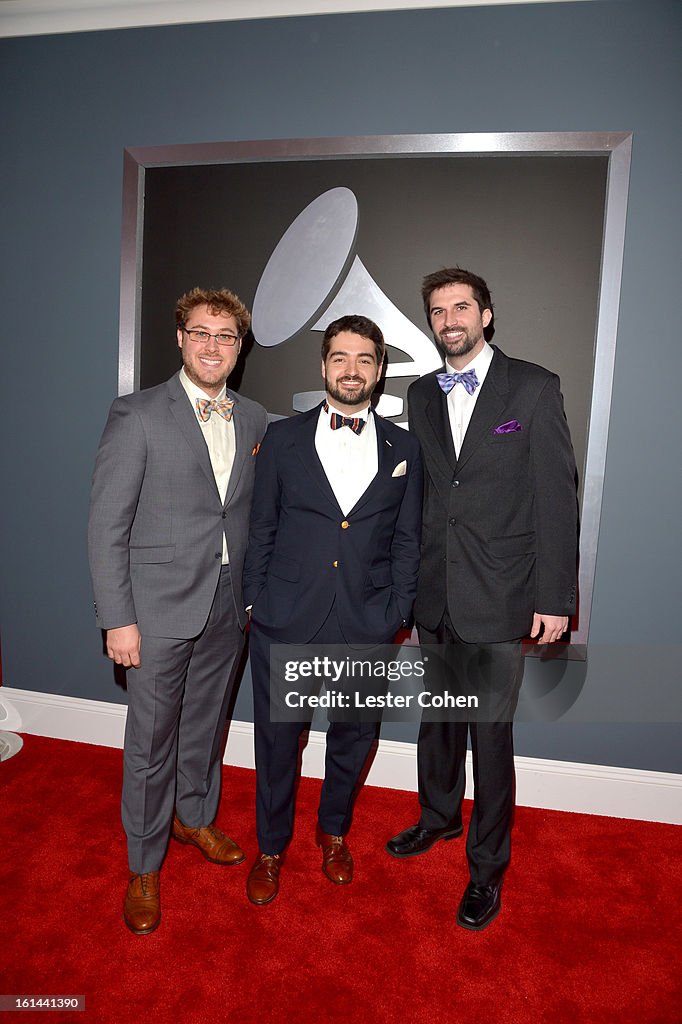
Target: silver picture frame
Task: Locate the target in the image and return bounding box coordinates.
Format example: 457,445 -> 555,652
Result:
118,131 -> 633,656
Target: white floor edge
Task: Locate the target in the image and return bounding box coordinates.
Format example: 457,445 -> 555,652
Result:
3,686 -> 680,825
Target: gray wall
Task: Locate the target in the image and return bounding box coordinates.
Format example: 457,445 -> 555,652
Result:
1,0 -> 680,773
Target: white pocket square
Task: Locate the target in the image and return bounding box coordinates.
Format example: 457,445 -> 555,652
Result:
392,460 -> 407,478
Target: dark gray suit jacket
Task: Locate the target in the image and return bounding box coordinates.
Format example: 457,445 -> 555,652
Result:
408,346 -> 578,643
88,371 -> 268,638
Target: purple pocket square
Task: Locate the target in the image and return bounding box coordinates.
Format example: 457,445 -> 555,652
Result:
494,419 -> 523,434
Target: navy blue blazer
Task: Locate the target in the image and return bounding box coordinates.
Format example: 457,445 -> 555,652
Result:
243,404 -> 423,644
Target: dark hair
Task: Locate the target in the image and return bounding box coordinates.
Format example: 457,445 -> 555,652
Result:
321,314 -> 385,364
421,268 -> 494,325
176,287 -> 251,338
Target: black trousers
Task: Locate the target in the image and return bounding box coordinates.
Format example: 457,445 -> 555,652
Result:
416,611 -> 523,886
249,607 -> 379,856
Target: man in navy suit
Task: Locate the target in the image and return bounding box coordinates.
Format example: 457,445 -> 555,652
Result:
243,314 -> 422,904
387,268 -> 578,931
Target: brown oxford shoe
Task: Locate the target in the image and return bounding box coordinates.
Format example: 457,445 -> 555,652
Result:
246,853 -> 282,905
123,871 -> 161,935
172,815 -> 245,865
316,827 -> 353,885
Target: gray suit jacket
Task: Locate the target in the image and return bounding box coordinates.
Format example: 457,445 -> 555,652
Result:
88,371 -> 268,638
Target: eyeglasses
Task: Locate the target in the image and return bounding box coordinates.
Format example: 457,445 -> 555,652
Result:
182,327 -> 240,346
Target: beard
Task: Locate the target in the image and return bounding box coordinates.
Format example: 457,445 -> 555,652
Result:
437,325 -> 483,361
182,350 -> 230,394
326,376 -> 375,408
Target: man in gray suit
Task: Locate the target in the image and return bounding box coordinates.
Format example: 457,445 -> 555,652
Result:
88,287 -> 268,935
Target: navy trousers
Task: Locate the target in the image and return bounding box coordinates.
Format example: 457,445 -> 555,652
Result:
249,606 -> 379,855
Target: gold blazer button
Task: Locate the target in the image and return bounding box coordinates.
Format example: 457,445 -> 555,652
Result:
341,520 -> 349,529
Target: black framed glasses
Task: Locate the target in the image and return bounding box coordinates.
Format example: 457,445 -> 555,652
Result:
182,327 -> 240,346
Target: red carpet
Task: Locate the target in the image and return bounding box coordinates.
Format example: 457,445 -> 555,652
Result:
1,735 -> 679,1023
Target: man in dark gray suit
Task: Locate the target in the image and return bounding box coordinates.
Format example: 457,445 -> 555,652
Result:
89,287 -> 267,935
387,268 -> 578,931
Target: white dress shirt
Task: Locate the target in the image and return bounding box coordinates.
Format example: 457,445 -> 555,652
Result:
315,402 -> 378,515
180,367 -> 235,563
445,341 -> 494,458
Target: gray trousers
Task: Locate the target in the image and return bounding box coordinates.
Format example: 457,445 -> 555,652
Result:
122,566 -> 244,873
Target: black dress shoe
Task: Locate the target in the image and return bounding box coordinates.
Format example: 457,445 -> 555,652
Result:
456,881 -> 502,931
385,822 -> 463,858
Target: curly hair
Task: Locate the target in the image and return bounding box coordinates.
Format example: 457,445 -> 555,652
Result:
175,287 -> 251,338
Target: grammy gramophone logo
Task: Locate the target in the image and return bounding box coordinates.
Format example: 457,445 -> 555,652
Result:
250,186 -> 440,426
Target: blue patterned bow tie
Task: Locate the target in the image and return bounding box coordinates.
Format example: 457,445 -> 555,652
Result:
436,368 -> 480,396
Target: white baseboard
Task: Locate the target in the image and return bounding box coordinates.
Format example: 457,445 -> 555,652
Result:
4,686 -> 681,825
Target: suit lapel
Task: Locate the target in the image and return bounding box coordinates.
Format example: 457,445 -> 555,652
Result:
455,347 -> 510,472
293,406 -> 342,511
167,373 -> 221,500
421,374 -> 457,475
223,391 -> 247,508
347,413 -> 396,516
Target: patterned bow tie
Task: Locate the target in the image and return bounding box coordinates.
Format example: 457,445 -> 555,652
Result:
436,369 -> 480,396
324,402 -> 367,435
195,396 -> 235,422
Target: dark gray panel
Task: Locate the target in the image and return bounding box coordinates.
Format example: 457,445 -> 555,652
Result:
139,156 -> 606,498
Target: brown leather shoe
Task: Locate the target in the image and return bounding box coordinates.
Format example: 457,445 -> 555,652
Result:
316,827 -> 353,885
246,853 -> 281,905
123,871 -> 161,935
172,815 -> 245,865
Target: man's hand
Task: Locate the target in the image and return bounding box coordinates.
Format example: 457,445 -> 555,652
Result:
105,624 -> 141,668
530,613 -> 568,644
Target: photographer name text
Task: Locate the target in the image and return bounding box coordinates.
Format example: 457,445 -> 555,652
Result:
284,690 -> 478,709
